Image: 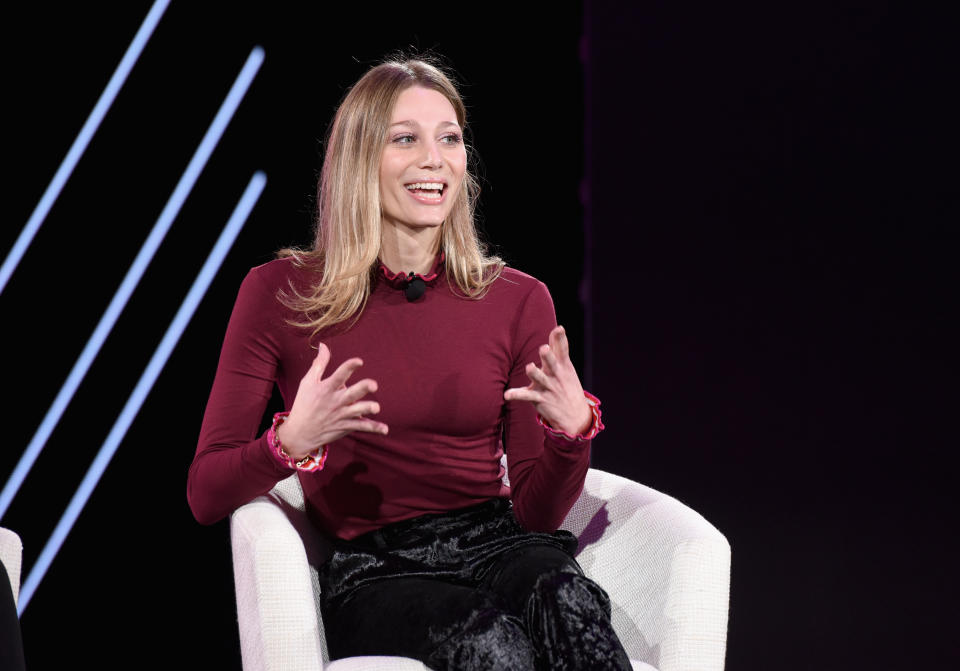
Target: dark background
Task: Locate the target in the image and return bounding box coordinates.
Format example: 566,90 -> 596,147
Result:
2,1 -> 956,668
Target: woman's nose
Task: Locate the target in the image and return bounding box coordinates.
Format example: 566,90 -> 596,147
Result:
419,141 -> 443,168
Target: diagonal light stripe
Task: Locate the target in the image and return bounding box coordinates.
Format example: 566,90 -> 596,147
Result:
0,46 -> 265,522
17,171 -> 267,615
0,0 -> 171,296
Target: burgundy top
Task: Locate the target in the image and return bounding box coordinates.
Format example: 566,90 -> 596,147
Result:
187,256 -> 592,539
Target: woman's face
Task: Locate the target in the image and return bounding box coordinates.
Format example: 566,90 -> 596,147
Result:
379,86 -> 466,233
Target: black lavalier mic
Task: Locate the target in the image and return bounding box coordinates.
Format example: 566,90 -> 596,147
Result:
404,272 -> 426,301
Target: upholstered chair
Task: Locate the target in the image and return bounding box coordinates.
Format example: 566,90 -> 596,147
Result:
230,469 -> 730,671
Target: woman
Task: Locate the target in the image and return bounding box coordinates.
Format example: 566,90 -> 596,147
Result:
188,56 -> 630,670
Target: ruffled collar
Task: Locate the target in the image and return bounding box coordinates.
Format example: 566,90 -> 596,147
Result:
377,252 -> 445,290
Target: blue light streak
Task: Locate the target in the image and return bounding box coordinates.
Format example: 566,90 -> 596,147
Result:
0,46 -> 265,522
17,171 -> 267,614
0,0 -> 171,296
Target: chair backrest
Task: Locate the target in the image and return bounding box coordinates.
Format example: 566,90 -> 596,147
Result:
562,469 -> 730,671
0,527 -> 23,606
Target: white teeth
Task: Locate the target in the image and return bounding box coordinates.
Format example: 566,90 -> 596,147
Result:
405,182 -> 443,191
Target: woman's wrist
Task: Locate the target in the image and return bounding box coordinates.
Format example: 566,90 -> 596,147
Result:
571,399 -> 595,436
538,391 -> 605,443
274,416 -> 304,459
268,411 -> 328,472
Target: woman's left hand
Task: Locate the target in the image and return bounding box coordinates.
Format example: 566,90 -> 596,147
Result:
504,325 -> 593,436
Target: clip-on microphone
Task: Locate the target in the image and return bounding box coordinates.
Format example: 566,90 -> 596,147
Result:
404,272 -> 426,301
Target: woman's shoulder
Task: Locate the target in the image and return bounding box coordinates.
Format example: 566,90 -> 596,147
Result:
246,254 -> 322,293
490,265 -> 551,298
229,257 -> 322,322
497,265 -> 539,284
474,265 -> 554,315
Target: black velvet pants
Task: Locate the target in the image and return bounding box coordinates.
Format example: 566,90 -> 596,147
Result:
317,498 -> 632,671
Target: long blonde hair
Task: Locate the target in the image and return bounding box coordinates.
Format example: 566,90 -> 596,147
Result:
279,57 -> 503,334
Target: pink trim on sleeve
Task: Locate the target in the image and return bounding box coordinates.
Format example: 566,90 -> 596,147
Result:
267,411 -> 328,472
537,390 -> 605,443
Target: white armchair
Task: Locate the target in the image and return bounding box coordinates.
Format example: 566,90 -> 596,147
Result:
0,527 -> 22,608
230,469 -> 730,671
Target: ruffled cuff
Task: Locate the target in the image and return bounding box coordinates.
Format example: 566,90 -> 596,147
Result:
267,411 -> 328,472
537,391 -> 605,443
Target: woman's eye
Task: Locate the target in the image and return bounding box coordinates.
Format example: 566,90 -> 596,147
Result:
393,134 -> 415,144
440,134 -> 463,145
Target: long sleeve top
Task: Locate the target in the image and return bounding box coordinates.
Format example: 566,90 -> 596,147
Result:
187,255 -> 591,540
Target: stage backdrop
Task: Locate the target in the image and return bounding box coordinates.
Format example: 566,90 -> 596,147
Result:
585,2 -> 956,669
3,1 -> 956,669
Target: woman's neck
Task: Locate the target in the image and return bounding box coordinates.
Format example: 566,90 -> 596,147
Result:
379,223 -> 441,275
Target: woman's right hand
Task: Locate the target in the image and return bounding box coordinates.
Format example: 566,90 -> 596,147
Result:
276,343 -> 388,459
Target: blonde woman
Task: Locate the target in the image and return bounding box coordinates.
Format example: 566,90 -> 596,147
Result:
188,56 -> 630,670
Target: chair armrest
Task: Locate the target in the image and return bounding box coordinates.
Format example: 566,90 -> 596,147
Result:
0,527 -> 22,607
562,469 -> 730,671
231,475 -> 332,671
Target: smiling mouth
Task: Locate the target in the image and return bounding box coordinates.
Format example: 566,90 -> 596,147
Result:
404,181 -> 445,201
